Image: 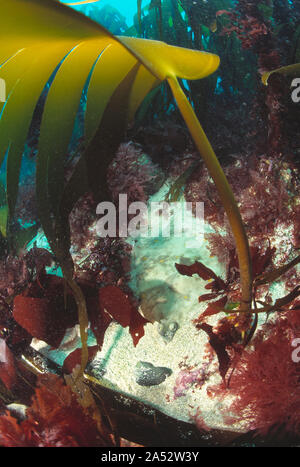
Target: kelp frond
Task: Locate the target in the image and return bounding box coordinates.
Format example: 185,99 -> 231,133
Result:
262,62 -> 300,85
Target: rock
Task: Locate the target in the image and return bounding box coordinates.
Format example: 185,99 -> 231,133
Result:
139,282 -> 178,323
135,361 -> 172,387
158,320 -> 179,343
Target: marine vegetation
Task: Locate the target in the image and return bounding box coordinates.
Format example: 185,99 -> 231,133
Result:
0,0 -> 254,367
0,0 -> 300,447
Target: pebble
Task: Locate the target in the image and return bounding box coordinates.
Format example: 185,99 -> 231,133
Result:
158,321 -> 179,343
135,361 -> 172,387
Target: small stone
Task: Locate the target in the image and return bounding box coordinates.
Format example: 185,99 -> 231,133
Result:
89,357 -> 107,378
158,320 -> 179,343
135,361 -> 172,387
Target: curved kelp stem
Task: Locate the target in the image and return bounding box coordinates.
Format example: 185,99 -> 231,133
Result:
64,274 -> 89,375
167,76 -> 252,312
35,212 -> 89,375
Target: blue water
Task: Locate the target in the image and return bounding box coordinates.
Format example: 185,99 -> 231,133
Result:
65,0 -> 138,26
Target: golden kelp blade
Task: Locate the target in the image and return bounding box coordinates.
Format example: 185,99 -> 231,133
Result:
262,63 -> 300,85
120,37 -> 220,81
0,1 -> 106,64
0,0 -> 220,222
0,0 -> 220,247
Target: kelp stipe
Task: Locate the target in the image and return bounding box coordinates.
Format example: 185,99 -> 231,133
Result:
119,36 -> 252,310
166,75 -> 252,313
